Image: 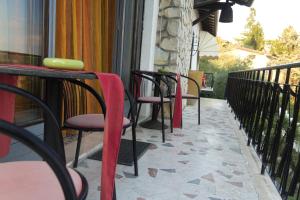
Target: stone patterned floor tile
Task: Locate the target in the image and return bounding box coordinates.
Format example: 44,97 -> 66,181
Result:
148,168 -> 158,177
160,168 -> 176,173
187,178 -> 201,185
201,173 -> 215,183
75,98 -> 281,200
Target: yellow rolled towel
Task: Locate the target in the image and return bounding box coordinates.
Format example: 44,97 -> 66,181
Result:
43,58 -> 84,70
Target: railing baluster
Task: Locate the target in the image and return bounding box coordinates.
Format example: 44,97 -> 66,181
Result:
247,70 -> 261,145
251,70 -> 266,147
261,68 -> 281,174
286,85 -> 300,197
269,68 -> 291,177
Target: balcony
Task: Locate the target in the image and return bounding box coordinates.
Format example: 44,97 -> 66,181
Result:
1,65 -> 297,199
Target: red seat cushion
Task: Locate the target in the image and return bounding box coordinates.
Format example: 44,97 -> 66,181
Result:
137,96 -> 171,103
0,161 -> 82,200
65,114 -> 130,129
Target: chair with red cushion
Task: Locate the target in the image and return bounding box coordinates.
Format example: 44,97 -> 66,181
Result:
0,83 -> 88,200
165,73 -> 201,125
132,71 -> 173,143
62,80 -> 139,176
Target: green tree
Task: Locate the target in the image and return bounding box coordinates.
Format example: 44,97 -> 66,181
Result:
199,55 -> 252,99
269,26 -> 300,64
238,8 -> 265,51
216,37 -> 234,51
268,26 -> 300,88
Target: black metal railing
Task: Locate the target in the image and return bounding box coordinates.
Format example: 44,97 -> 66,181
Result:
226,62 -> 300,200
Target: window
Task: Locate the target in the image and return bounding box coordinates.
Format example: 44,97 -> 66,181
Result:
0,0 -> 48,125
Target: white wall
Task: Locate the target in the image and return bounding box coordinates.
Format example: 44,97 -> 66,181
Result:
140,0 -> 159,72
191,26 -> 200,70
190,10 -> 201,70
139,0 -> 159,118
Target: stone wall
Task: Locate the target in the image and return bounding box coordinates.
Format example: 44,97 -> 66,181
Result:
154,0 -> 194,77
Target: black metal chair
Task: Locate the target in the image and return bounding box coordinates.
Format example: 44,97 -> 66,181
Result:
62,80 -> 139,176
165,73 -> 201,125
0,83 -> 88,200
132,71 -> 173,143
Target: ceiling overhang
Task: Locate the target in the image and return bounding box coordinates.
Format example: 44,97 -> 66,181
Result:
194,0 -> 254,10
193,0 -> 255,36
199,11 -> 219,36
232,0 -> 255,7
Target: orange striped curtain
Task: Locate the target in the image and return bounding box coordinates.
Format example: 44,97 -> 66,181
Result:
55,0 -> 116,113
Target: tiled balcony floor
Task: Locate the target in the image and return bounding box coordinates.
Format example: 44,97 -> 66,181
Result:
76,98 -> 281,200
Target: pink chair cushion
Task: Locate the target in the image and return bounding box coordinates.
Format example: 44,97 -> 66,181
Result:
137,96 -> 170,103
0,161 -> 82,200
65,114 -> 130,129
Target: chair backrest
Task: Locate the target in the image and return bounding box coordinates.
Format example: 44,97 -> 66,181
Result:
131,71 -> 172,99
62,81 -> 87,120
165,73 -> 201,96
62,80 -> 106,121
64,80 -> 136,124
0,81 -> 60,157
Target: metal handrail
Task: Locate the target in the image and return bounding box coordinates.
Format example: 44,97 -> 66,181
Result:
230,61 -> 300,73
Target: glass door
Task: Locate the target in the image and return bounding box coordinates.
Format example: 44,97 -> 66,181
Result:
0,0 -> 49,126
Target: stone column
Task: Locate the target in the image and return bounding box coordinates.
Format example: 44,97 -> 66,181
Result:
154,0 -> 195,94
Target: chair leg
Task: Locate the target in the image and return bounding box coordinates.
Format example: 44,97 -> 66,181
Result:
132,124 -> 138,176
73,130 -> 83,168
135,103 -> 142,127
122,128 -> 127,136
198,97 -> 200,125
161,102 -> 165,143
113,183 -> 117,200
169,101 -> 173,133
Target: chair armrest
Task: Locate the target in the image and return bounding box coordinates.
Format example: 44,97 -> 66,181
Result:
64,79 -> 106,115
0,83 -> 60,130
0,120 -> 78,200
164,74 -> 177,83
180,74 -> 201,97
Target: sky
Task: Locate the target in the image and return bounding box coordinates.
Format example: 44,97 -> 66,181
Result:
218,0 -> 300,41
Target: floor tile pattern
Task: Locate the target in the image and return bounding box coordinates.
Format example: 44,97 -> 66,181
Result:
77,98 -> 269,200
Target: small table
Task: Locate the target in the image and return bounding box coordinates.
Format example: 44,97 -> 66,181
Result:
0,65 -> 97,163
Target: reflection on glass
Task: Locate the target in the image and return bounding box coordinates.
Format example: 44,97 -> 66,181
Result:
0,0 -> 46,125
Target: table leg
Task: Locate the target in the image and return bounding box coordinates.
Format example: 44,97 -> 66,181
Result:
139,76 -> 168,130
44,78 -> 66,163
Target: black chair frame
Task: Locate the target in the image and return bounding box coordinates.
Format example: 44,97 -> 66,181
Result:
62,80 -> 138,176
164,73 -> 201,125
132,71 -> 173,143
0,84 -> 89,200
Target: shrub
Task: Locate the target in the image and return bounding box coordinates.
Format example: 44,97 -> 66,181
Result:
199,55 -> 252,99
